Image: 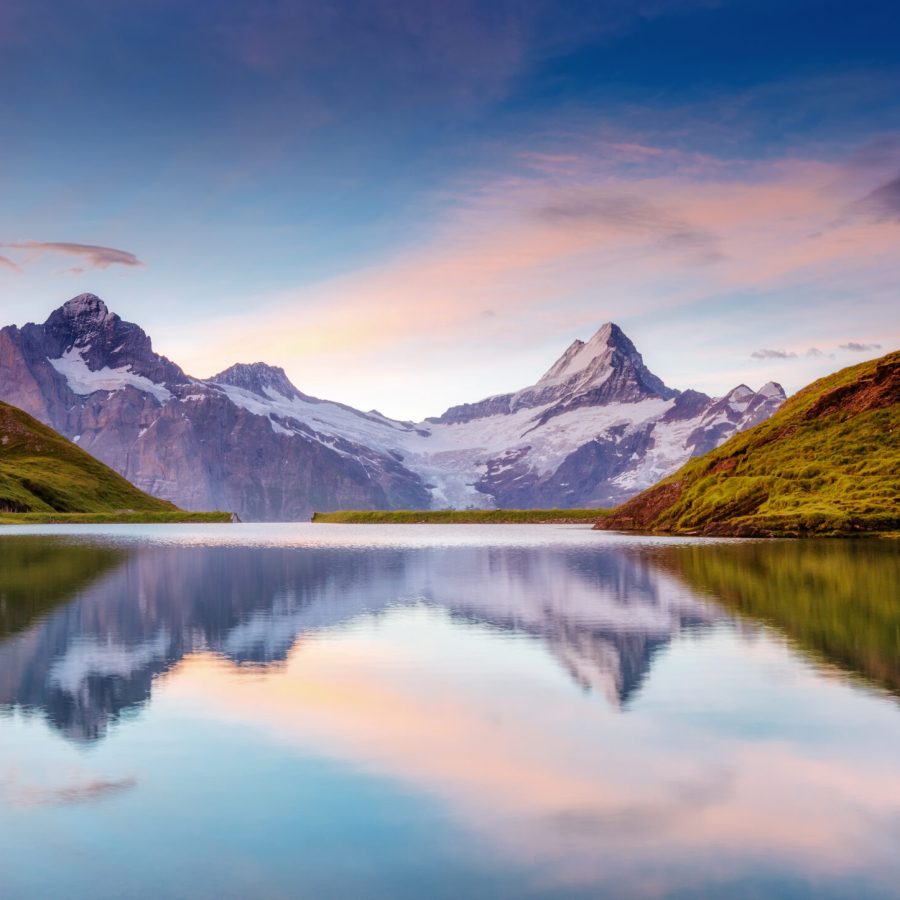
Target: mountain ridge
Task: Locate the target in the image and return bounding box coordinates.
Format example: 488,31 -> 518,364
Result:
0,293 -> 786,520
596,349 -> 899,536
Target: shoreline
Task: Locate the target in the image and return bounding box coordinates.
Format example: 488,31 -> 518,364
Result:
0,511 -> 235,525
311,509 -> 611,525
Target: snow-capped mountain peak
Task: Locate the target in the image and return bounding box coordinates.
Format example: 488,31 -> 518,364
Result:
537,322 -> 640,385
36,293 -> 186,398
212,362 -> 303,401
0,294 -> 790,519
536,322 -> 625,387
758,381 -> 785,399
724,384 -> 755,403
516,321 -> 677,417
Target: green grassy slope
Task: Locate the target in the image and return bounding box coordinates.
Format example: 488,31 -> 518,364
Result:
649,540 -> 900,697
0,400 -> 231,522
596,350 -> 899,536
312,508 -> 611,524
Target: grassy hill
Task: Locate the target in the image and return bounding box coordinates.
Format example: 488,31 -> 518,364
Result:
0,400 -> 231,523
596,350 -> 899,536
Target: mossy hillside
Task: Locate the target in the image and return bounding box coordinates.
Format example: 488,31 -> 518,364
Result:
0,401 -> 177,514
598,350 -> 899,536
0,511 -> 233,524
0,401 -> 230,521
312,508 -> 611,524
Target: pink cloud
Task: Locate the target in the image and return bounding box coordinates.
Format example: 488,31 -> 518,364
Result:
158,136 -> 900,416
2,241 -> 143,270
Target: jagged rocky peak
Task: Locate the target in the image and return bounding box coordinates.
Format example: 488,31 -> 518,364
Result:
538,322 -> 627,385
212,362 -> 302,400
432,321 -> 677,425
521,321 -> 677,410
44,293 -> 119,349
38,293 -> 186,385
60,292 -> 111,322
758,381 -> 786,400
724,384 -> 756,403
532,321 -> 677,401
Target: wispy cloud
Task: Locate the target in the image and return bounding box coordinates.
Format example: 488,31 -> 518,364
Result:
753,345 -> 854,361
849,174 -> 900,222
840,341 -> 883,352
206,0 -> 725,114
751,348 -> 797,360
535,192 -> 723,264
1,241 -> 143,271
0,255 -> 20,272
159,134 -> 900,416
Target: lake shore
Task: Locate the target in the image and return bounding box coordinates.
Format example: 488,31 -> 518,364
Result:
311,509 -> 611,524
0,510 -> 235,525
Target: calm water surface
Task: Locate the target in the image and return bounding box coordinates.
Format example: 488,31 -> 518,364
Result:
0,524 -> 898,899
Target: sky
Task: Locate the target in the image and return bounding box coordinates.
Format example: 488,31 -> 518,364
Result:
1,0 -> 898,420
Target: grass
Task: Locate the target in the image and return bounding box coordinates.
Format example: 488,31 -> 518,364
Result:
0,510 -> 233,524
0,400 -> 232,524
312,508 -> 611,524
599,350 -> 899,536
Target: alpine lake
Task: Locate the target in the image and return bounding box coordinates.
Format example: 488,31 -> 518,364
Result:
0,524 -> 897,899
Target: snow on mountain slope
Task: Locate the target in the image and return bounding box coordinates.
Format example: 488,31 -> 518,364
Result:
0,294 -> 787,518
49,345 -> 173,403
205,325 -> 783,509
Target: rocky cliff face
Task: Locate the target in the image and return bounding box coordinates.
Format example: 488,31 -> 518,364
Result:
0,293 -> 786,519
0,295 -> 430,519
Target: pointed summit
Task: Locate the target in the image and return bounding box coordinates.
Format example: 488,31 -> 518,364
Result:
38,294 -> 186,387
434,321 -> 677,424
537,322 -> 640,387
527,321 -> 676,413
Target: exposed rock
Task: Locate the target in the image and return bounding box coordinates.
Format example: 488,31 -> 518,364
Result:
0,295 -> 787,519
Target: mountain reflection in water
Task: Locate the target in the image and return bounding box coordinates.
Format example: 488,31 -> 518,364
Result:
0,526 -> 898,899
0,536 -> 720,741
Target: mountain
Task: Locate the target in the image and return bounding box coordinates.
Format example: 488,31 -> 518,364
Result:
597,350 -> 900,536
0,398 -> 183,516
0,293 -> 786,520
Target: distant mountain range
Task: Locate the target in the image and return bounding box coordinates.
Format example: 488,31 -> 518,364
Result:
0,293 -> 785,520
598,349 -> 899,535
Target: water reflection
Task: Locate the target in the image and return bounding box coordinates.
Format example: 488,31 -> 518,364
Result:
0,527 -> 898,898
649,539 -> 900,697
0,536 -> 718,741
0,537 -> 124,640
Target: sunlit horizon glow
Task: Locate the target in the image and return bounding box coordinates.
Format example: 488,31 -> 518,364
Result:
1,1 -> 898,420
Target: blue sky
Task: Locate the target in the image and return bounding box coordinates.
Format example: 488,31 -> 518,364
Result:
1,0 -> 898,418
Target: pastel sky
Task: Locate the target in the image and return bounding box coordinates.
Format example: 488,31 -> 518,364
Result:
1,0 -> 898,419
